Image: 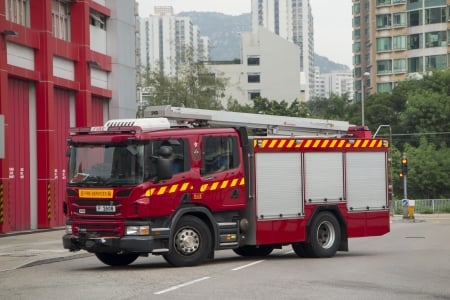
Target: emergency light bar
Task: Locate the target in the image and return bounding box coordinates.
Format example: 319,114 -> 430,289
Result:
104,118 -> 170,131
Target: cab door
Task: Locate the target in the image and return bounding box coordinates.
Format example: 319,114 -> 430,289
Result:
199,135 -> 246,210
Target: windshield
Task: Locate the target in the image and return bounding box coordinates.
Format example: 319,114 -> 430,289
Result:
68,143 -> 150,187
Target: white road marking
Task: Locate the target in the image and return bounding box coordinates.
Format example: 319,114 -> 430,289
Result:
153,276 -> 210,295
231,260 -> 264,271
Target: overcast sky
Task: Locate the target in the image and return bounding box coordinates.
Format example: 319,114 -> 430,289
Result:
137,0 -> 352,68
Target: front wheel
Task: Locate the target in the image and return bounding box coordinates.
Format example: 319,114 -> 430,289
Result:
163,215 -> 212,267
95,253 -> 139,266
303,211 -> 341,258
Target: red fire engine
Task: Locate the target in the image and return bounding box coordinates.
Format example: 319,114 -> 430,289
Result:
63,116 -> 390,267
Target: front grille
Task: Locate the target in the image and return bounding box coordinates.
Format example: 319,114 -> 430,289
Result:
74,222 -> 123,238
73,199 -> 121,217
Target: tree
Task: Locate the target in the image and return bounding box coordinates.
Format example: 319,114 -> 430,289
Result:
137,54 -> 228,111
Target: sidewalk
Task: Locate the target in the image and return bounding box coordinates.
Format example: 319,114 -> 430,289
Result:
0,214 -> 448,272
0,228 -> 91,272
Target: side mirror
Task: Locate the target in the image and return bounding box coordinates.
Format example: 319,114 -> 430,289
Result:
155,157 -> 173,181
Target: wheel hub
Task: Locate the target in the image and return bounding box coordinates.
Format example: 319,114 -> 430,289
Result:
175,228 -> 199,255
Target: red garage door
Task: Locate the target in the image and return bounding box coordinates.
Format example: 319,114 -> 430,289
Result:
52,88 -> 71,226
6,78 -> 30,231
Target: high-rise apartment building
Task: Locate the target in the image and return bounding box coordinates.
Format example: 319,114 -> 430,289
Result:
252,0 -> 315,100
138,6 -> 209,78
353,0 -> 449,100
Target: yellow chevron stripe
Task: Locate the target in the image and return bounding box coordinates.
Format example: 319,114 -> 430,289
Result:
169,184 -> 178,193
287,140 -> 295,148
278,139 -> 286,148
330,139 -> 337,148
321,140 -> 329,148
211,182 -> 219,190
220,180 -> 229,189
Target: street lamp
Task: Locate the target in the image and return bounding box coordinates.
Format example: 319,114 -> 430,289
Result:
361,72 -> 370,126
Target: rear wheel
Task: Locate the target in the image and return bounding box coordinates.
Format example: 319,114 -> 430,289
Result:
291,242 -> 312,257
233,245 -> 274,257
163,215 -> 212,267
95,253 -> 139,266
304,211 -> 341,258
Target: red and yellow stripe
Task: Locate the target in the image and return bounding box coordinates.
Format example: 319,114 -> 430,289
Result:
253,138 -> 387,150
145,177 -> 245,197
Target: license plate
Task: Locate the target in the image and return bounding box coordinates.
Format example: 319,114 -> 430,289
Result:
96,205 -> 116,212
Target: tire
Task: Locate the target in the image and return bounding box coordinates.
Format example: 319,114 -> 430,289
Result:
291,242 -> 312,258
163,215 -> 212,267
304,211 -> 341,258
233,245 -> 274,257
95,253 -> 139,266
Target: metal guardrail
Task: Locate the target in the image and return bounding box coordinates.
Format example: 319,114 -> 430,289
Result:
393,199 -> 450,214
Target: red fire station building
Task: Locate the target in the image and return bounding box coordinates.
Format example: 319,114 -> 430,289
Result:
0,0 -> 136,233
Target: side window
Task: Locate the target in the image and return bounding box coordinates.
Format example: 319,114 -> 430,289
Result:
159,138 -> 188,174
143,138 -> 189,180
202,136 -> 239,175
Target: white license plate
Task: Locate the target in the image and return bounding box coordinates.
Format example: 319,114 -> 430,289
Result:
96,205 -> 116,212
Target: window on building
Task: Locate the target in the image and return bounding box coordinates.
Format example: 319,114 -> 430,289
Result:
376,37 -> 392,52
353,16 -> 361,26
377,60 -> 392,74
201,136 -> 239,175
353,42 -> 361,52
408,57 -> 423,73
248,91 -> 261,100
52,0 -> 71,41
5,0 -> 29,26
393,12 -> 407,27
353,54 -> 361,65
248,73 -> 261,83
247,56 -> 260,66
425,7 -> 446,24
392,35 -> 406,50
425,31 -> 446,48
425,55 -> 447,70
353,29 -> 360,39
377,83 -> 393,93
408,33 -> 423,49
393,35 -> 407,50
90,12 -> 107,30
354,67 -> 361,77
393,59 -> 407,73
408,10 -> 422,26
376,14 -> 391,29
353,3 -> 360,14
354,80 -> 362,91
376,0 -> 391,6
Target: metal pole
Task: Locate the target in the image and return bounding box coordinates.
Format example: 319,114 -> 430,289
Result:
361,83 -> 365,126
403,174 -> 407,199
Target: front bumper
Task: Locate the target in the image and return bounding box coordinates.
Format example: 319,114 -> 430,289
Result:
62,229 -> 170,254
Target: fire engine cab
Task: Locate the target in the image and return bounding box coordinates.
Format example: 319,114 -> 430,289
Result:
63,114 -> 391,267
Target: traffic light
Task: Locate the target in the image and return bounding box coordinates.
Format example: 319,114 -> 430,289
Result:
401,156 -> 408,175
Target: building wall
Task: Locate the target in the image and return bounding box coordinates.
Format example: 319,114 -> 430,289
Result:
252,0 -> 315,100
0,0 -> 135,233
209,28 -> 300,106
352,0 -> 450,99
139,7 -> 209,78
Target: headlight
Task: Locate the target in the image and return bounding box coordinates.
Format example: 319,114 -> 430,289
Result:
65,224 -> 73,234
126,225 -> 150,236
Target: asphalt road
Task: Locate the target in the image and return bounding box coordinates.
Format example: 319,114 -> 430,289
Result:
1,218 -> 449,300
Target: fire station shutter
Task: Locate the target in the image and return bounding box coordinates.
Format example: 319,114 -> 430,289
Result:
7,78 -> 31,231
304,152 -> 343,203
346,152 -> 388,210
255,153 -> 303,219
